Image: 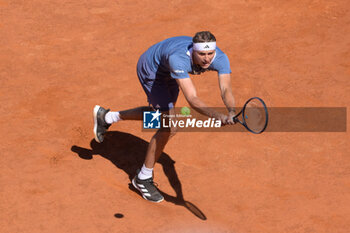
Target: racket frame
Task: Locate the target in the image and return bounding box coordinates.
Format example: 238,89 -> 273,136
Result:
233,97 -> 268,134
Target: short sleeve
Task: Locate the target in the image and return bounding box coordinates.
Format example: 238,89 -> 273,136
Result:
212,53 -> 231,75
168,55 -> 190,79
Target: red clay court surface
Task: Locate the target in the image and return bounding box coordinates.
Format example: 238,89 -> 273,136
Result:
1,0 -> 349,232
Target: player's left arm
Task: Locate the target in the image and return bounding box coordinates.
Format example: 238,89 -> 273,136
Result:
218,73 -> 236,124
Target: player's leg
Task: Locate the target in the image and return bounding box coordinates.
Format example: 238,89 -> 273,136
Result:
93,104 -> 154,143
132,114 -> 176,203
143,80 -> 179,167
94,96 -> 149,141
118,106 -> 152,120
143,107 -> 177,168
105,105 -> 152,123
132,79 -> 179,203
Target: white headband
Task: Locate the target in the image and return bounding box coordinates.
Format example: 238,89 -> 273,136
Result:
193,42 -> 216,51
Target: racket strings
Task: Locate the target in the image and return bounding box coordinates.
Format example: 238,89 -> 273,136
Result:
244,100 -> 267,133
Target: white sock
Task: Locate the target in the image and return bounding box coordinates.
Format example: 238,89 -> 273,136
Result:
138,164 -> 153,180
105,111 -> 122,124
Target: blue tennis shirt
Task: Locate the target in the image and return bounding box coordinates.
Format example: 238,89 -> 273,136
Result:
139,36 -> 231,79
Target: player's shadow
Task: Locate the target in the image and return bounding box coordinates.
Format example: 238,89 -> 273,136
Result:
71,131 -> 206,220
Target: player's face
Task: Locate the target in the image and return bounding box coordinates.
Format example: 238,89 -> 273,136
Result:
192,50 -> 216,69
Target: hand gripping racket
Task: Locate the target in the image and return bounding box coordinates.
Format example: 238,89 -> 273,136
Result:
233,97 -> 268,134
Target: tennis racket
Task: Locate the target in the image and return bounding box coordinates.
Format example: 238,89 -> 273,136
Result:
233,97 -> 268,134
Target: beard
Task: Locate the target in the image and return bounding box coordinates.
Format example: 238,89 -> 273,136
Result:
191,64 -> 208,75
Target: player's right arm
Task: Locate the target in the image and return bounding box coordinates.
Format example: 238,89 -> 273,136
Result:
176,78 -> 227,122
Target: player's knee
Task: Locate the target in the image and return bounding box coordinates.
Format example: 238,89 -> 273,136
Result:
169,126 -> 177,138
158,126 -> 177,138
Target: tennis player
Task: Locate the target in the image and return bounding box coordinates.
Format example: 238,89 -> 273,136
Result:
93,31 -> 236,203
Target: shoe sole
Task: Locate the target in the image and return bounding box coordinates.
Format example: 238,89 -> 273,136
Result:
132,178 -> 164,203
93,105 -> 102,143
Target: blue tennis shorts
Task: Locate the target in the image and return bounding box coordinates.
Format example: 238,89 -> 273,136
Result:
137,53 -> 179,111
